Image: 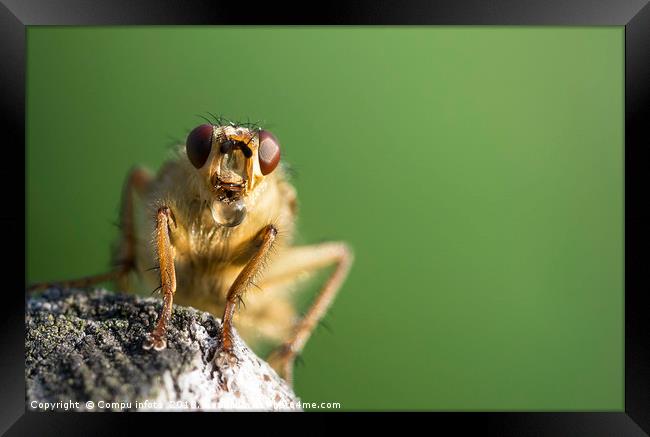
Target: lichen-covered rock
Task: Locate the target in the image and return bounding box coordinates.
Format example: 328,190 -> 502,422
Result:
25,288 -> 301,411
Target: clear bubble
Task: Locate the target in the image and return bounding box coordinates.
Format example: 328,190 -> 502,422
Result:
210,198 -> 246,227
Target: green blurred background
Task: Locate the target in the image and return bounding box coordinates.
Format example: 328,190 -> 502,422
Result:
26,27 -> 623,410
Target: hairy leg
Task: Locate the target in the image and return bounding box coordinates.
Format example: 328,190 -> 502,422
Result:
113,166 -> 152,290
264,242 -> 353,385
220,224 -> 278,353
142,206 -> 177,351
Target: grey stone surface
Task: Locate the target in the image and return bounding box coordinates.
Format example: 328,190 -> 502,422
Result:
26,288 -> 301,411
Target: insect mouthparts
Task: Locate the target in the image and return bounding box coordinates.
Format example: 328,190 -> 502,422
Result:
214,176 -> 246,193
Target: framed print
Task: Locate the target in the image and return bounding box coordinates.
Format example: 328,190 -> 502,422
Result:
2,0 -> 648,435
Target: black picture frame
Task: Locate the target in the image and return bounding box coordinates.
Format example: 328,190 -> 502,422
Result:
2,0 -> 648,435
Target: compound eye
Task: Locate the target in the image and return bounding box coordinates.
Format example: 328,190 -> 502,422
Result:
186,124 -> 213,169
258,130 -> 281,175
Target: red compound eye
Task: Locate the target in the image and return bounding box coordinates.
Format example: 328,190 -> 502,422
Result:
258,130 -> 281,175
186,124 -> 213,169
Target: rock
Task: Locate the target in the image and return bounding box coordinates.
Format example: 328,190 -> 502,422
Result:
25,288 -> 301,411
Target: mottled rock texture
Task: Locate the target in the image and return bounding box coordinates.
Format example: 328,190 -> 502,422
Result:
26,288 -> 301,411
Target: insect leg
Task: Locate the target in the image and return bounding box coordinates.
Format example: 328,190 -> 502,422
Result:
220,224 -> 278,353
265,242 -> 353,385
26,167 -> 152,294
26,270 -> 126,294
142,206 -> 176,351
114,166 -> 152,289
